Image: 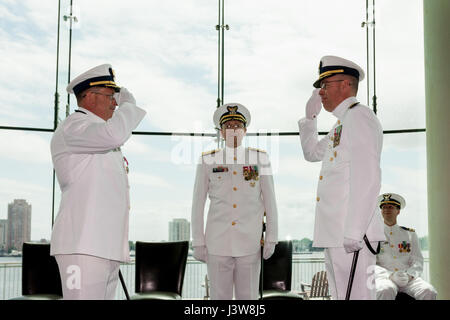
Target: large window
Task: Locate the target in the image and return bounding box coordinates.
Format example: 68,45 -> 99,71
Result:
0,0 -> 427,251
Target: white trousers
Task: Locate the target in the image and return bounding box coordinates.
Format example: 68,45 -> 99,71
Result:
55,254 -> 120,300
376,275 -> 437,300
207,252 -> 261,300
324,243 -> 378,300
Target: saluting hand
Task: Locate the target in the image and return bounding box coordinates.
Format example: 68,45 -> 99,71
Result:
114,87 -> 136,106
305,88 -> 322,120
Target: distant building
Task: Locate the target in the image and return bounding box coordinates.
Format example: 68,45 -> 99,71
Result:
0,219 -> 7,252
169,218 -> 190,242
7,199 -> 32,252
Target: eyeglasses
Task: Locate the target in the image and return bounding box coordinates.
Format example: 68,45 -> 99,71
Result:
89,91 -> 115,101
320,80 -> 344,90
222,123 -> 245,129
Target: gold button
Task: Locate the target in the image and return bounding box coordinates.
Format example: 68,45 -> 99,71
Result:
218,176 -> 222,179
394,268 -> 398,271
334,151 -> 337,158
232,221 -> 236,226
390,245 -> 394,248
233,187 -> 237,191
319,176 -> 323,180
330,157 -> 334,161
316,197 -> 320,202
234,157 -> 237,161
390,232 -> 393,235
233,204 -> 237,208
233,171 -> 237,175
338,120 -> 341,125
393,256 -> 397,259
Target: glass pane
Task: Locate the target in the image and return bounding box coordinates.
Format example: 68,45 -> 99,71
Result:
68,0 -> 218,133
380,132 -> 428,237
0,131 -> 54,245
375,0 -> 425,130
123,134 -> 216,241
0,1 -> 70,129
124,134 -> 318,242
225,0 -> 367,133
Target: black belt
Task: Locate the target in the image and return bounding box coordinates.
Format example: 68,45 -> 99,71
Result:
363,234 -> 381,255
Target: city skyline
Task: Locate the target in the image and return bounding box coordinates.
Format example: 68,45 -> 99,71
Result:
3,199 -> 32,252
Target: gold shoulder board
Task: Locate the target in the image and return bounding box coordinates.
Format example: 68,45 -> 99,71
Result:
248,147 -> 267,153
202,149 -> 219,156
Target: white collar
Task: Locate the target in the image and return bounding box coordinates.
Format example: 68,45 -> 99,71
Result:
332,96 -> 359,120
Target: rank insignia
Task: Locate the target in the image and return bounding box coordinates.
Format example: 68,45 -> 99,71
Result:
398,241 -> 411,253
333,125 -> 343,148
213,166 -> 229,173
243,166 -> 259,181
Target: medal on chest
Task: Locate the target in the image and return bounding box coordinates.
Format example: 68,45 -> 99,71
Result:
243,165 -> 259,186
398,241 -> 411,253
333,124 -> 343,148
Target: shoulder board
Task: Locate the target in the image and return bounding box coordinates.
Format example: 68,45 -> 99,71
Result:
202,149 -> 220,156
248,147 -> 267,153
400,226 -> 415,232
349,102 -> 360,109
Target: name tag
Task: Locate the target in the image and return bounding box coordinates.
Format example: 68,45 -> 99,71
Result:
213,166 -> 228,173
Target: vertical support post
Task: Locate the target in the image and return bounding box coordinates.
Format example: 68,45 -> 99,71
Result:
424,0 -> 450,300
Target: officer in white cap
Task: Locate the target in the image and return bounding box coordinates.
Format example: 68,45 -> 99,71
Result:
374,193 -> 437,300
298,55 -> 385,299
191,103 -> 278,300
50,64 -> 146,299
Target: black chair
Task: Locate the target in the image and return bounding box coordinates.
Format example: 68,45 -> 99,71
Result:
396,292 -> 416,301
131,241 -> 189,300
10,242 -> 63,300
259,240 -> 303,300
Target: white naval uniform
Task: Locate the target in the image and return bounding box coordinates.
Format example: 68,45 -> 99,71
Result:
298,96 -> 385,300
375,224 -> 437,300
50,103 -> 146,299
191,146 -> 278,300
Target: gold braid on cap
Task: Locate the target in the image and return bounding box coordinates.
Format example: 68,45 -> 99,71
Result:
219,106 -> 247,126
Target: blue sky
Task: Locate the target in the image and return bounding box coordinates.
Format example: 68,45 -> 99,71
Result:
0,0 -> 428,243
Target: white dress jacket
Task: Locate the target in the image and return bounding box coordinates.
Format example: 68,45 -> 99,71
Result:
191,146 -> 278,257
50,103 -> 146,262
298,96 -> 385,248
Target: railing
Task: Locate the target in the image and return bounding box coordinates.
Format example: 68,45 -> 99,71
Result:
0,257 -> 431,300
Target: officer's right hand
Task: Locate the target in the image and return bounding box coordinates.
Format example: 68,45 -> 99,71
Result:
193,246 -> 208,263
114,87 -> 136,106
390,271 -> 409,288
305,88 -> 322,120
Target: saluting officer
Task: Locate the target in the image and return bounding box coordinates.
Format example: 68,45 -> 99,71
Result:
298,56 -> 385,299
375,193 -> 437,300
191,103 -> 278,300
50,64 -> 146,299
